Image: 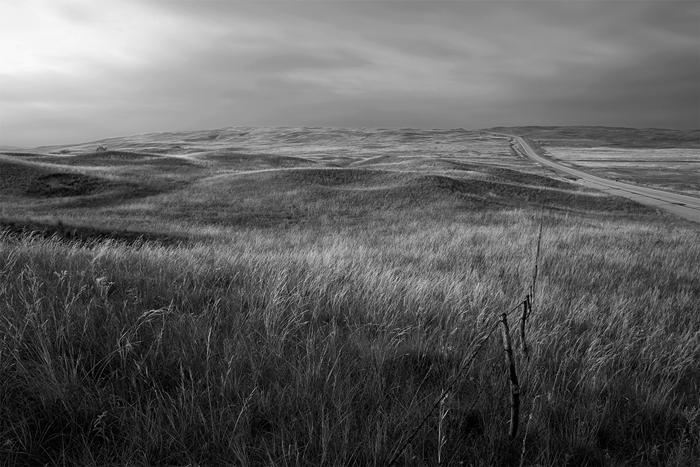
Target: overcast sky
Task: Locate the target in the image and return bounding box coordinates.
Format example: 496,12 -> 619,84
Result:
1,0 -> 698,147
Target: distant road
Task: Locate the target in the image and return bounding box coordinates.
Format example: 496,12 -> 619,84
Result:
513,136 -> 700,224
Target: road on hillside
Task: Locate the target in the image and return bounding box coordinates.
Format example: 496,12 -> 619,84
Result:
513,137 -> 700,224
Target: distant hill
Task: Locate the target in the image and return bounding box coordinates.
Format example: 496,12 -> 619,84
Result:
16,126 -> 700,153
486,126 -> 700,149
26,127 -> 483,155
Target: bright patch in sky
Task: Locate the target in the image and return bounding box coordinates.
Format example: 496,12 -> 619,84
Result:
0,0 -> 698,147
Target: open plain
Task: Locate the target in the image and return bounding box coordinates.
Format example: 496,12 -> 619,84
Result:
1,127 -> 699,466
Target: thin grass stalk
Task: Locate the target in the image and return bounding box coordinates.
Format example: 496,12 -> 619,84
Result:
437,392 -> 448,466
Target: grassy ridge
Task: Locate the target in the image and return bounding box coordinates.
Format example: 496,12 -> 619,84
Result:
2,209 -> 699,466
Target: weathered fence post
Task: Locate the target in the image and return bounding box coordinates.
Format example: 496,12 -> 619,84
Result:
519,296 -> 529,358
500,313 -> 520,439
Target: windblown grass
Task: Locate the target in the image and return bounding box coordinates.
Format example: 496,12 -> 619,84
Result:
1,209 -> 698,466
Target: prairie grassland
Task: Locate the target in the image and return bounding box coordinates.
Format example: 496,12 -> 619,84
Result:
2,212 -> 699,466
1,128 -> 699,466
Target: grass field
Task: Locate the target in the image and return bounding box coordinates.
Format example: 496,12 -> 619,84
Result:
1,128 -> 699,466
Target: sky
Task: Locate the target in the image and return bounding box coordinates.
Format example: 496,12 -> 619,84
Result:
0,0 -> 698,147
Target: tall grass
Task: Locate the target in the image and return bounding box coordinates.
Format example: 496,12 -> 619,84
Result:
1,209 -> 699,466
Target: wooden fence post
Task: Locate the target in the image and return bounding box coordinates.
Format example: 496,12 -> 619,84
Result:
500,313 -> 520,439
520,295 -> 532,358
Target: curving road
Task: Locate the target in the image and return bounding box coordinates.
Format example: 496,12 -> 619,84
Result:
513,137 -> 700,224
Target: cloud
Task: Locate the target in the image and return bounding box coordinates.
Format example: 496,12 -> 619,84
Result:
0,0 -> 697,146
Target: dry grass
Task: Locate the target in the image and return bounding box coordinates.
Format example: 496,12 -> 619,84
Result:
1,211 -> 699,466
1,128 -> 699,466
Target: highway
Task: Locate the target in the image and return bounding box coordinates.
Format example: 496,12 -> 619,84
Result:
513,137 -> 700,224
